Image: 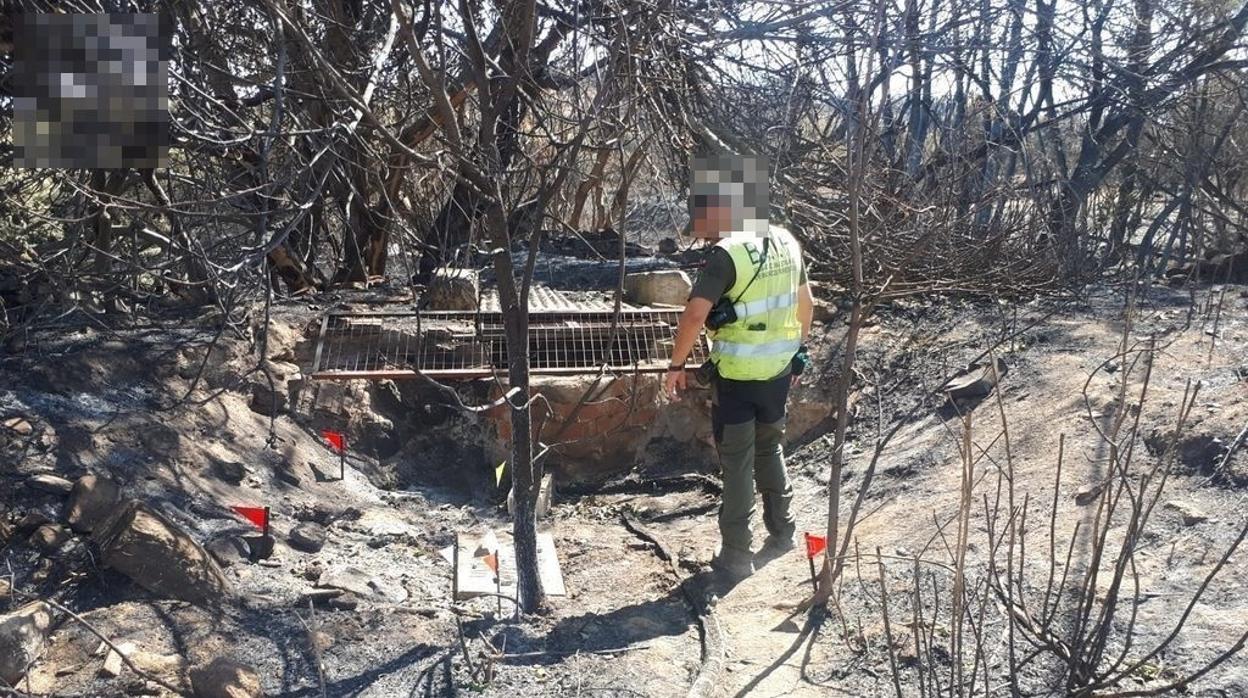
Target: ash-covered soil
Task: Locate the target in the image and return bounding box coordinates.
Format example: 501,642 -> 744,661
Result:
1,281 -> 1245,697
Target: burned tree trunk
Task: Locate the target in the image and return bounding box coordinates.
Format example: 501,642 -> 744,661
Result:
485,200 -> 544,611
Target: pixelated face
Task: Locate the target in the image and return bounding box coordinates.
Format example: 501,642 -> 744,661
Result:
689,153 -> 769,239
12,13 -> 169,169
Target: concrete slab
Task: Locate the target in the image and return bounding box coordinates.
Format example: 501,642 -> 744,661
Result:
453,529 -> 565,603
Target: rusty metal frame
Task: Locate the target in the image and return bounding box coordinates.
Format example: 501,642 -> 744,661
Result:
308,309 -> 709,381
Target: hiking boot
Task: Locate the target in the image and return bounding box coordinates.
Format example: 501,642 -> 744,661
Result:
710,547 -> 755,582
762,529 -> 797,553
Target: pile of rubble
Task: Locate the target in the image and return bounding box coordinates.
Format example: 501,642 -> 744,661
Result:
0,446 -> 260,695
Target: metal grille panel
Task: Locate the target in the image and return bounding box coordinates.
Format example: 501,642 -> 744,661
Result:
309,310 -> 709,380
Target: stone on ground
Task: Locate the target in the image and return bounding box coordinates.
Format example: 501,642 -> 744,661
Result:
190,657 -> 263,698
623,269 -> 691,306
288,522 -> 327,553
507,473 -> 554,518
16,510 -> 52,534
945,358 -> 1008,401
98,641 -> 135,678
3,416 -> 33,436
205,535 -> 250,568
316,567 -> 374,597
92,500 -> 229,606
1074,483 -> 1104,505
25,473 -> 74,496
0,601 -> 54,685
213,460 -> 247,486
317,566 -> 407,604
248,381 -> 288,416
426,268 -> 480,310
65,474 -> 123,533
242,534 -> 275,561
14,514 -> 51,541
28,523 -> 71,554
812,296 -> 838,324
1165,500 -> 1209,526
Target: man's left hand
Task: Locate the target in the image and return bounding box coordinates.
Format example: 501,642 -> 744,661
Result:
790,345 -> 810,387
664,368 -> 687,399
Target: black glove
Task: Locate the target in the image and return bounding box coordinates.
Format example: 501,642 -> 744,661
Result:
791,344 -> 810,376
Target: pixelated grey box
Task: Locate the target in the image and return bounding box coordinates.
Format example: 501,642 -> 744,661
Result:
690,153 -> 770,236
11,12 -> 169,169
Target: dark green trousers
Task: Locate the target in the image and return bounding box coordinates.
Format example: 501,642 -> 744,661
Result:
712,373 -> 796,555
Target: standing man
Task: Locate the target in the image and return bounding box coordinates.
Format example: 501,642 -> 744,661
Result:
664,153 -> 815,582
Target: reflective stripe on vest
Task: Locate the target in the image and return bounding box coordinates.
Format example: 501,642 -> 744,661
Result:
713,337 -> 802,358
732,291 -> 797,320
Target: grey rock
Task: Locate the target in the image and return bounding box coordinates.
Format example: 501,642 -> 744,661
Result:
317,566 -> 373,597
249,381 -> 288,416
275,466 -> 301,486
293,502 -> 342,525
65,474 -> 123,534
0,602 -> 54,685
288,523 -> 326,553
3,416 -> 33,436
299,588 -> 342,606
507,472 -> 554,519
1164,500 -> 1209,526
241,534 -> 275,561
327,595 -> 359,611
944,358 -> 1008,402
623,270 -> 692,307
93,500 -> 229,606
36,431 -> 56,451
301,562 -> 323,582
189,657 -> 263,698
811,296 -> 837,324
213,460 -> 247,486
1074,482 -> 1104,506
318,566 -> 407,604
425,268 -> 479,310
16,510 -> 52,534
206,536 -> 250,568
28,523 -> 71,554
25,473 -> 74,496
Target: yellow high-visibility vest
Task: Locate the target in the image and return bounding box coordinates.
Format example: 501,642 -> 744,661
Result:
709,226 -> 803,381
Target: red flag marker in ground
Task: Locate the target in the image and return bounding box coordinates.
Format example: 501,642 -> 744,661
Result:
804,532 -> 827,591
232,505 -> 270,536
321,429 -> 346,480
321,429 -> 344,452
804,532 -> 827,558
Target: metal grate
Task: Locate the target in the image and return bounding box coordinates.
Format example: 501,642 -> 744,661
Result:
479,286 -> 629,313
309,310 -> 710,380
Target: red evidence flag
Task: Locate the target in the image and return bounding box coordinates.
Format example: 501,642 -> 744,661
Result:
482,553 -> 498,574
804,532 -> 827,559
231,505 -> 269,532
321,429 -> 345,453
